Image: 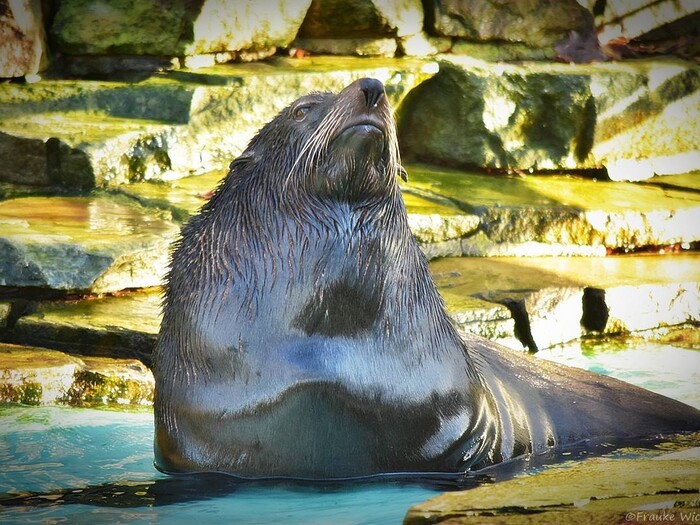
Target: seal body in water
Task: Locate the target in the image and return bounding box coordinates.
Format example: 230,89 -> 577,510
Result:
153,78 -> 700,479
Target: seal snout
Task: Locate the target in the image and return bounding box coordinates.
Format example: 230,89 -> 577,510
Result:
336,78 -> 388,139
359,78 -> 385,109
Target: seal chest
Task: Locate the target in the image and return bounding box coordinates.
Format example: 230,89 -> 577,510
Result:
153,78 -> 700,480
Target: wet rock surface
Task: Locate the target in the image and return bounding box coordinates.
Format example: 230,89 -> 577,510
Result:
405,164 -> 700,256
1,254 -> 697,374
0,57 -> 435,187
0,343 -> 153,407
0,194 -> 179,293
434,255 -> 700,351
5,289 -> 160,364
404,439 -> 700,525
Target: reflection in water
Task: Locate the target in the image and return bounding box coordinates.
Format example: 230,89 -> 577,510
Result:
538,339 -> 700,409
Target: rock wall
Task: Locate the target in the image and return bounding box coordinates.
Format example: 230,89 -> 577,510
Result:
2,0 -> 698,79
0,2 -> 699,396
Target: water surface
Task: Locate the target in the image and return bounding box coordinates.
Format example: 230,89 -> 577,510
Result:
1,337 -> 698,524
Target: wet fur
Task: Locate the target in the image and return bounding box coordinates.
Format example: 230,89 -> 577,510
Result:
153,79 -> 700,480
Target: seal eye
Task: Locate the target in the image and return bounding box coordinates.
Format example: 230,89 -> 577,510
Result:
293,105 -> 310,121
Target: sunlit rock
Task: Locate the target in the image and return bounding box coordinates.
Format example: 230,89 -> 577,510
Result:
51,0 -> 312,60
594,0 -> 699,45
0,344 -> 80,405
425,0 -> 595,48
64,356 -> 154,406
183,0 -> 313,56
605,283 -> 700,334
399,32 -> 452,57
7,289 -> 161,365
0,302 -> 9,328
113,169 -> 225,221
0,343 -> 154,406
397,57 -> 700,179
591,62 -> 700,180
293,37 -> 398,57
0,0 -> 48,78
0,57 -> 436,187
450,41 -> 557,61
292,0 -> 431,56
404,165 -> 700,256
405,439 -> 700,524
0,75 -> 196,187
431,254 -> 700,351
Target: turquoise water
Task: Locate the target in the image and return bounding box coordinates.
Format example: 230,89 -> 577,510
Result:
1,337 -> 698,524
538,338 -> 700,409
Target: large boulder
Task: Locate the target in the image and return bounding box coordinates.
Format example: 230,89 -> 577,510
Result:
182,0 -> 313,56
50,0 -> 191,56
425,0 -> 595,47
397,57 -> 700,180
294,0 -> 424,56
397,59 -> 597,171
50,0 -> 312,58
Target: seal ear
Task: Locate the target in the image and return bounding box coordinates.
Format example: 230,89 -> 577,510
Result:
398,165 -> 408,182
228,153 -> 255,173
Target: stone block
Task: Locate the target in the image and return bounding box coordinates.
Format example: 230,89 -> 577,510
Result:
0,0 -> 48,78
404,165 -> 700,256
597,0 -> 699,43
0,343 -> 154,406
293,37 -> 398,56
50,0 -> 313,57
0,195 -> 179,293
405,444 -> 700,524
0,57 -> 436,187
397,57 -> 700,179
425,0 -> 595,47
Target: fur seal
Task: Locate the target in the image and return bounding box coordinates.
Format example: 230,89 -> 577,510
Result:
153,78 -> 700,480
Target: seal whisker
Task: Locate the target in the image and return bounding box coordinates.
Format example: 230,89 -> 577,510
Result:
285,103 -> 345,190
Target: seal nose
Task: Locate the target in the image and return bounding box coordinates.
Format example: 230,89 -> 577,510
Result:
360,78 -> 385,109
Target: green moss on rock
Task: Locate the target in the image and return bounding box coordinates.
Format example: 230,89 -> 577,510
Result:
0,381 -> 43,406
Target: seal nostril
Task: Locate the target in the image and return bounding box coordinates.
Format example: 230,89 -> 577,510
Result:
359,78 -> 385,109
